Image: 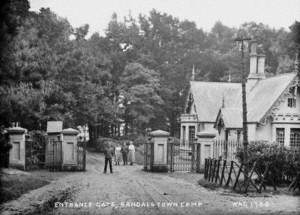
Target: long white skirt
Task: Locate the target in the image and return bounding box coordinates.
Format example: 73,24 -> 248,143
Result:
128,150 -> 135,163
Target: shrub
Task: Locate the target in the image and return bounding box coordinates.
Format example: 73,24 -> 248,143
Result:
236,141 -> 300,185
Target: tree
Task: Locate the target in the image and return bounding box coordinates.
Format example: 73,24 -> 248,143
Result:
119,63 -> 163,134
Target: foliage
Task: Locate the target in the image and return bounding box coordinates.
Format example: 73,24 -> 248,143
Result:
0,127 -> 11,168
236,141 -> 300,184
0,5 -> 297,140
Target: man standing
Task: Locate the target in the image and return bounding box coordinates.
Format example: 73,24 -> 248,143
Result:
121,142 -> 129,165
104,142 -> 114,174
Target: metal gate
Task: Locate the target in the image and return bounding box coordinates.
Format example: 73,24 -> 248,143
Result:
168,142 -> 198,172
25,140 -> 46,170
144,139 -> 154,171
77,141 -> 86,171
25,132 -> 46,170
45,140 -> 62,171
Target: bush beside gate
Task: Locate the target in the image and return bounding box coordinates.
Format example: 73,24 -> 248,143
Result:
204,141 -> 300,193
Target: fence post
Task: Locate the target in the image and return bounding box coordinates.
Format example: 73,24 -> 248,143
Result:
204,159 -> 207,179
219,160 -> 227,186
211,159 -> 217,182
196,144 -> 200,173
144,141 -> 147,170
208,159 -> 212,181
233,163 -> 243,191
151,141 -> 155,171
215,159 -> 221,183
191,143 -> 195,172
210,159 -> 213,181
225,160 -> 234,187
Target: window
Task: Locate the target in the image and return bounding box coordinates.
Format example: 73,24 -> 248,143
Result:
290,128 -> 300,152
276,128 -> 285,145
188,126 -> 196,143
287,98 -> 296,108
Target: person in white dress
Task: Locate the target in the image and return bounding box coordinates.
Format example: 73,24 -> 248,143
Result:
128,141 -> 135,165
114,143 -> 122,165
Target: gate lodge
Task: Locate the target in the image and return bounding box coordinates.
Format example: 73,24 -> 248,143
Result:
181,42 -> 300,152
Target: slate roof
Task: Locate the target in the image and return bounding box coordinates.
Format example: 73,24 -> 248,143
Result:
190,81 -> 240,122
190,72 -> 298,123
216,108 -> 243,128
246,72 -> 297,122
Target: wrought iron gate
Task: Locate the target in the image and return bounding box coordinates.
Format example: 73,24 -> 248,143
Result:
45,140 -> 62,171
168,142 -> 198,172
144,139 -> 154,171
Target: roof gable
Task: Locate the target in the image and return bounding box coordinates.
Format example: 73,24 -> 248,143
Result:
247,72 -> 298,122
215,108 -> 242,129
190,81 -> 240,122
190,72 -> 298,123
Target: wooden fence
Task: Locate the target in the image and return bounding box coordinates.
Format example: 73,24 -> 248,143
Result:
204,157 -> 300,193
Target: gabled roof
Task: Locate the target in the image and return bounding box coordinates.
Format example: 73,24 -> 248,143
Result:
190,81 -> 240,122
215,108 -> 242,129
190,72 -> 298,123
246,72 -> 297,122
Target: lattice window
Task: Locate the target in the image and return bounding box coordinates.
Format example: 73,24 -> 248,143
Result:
290,128 -> 300,151
188,126 -> 195,143
276,128 -> 285,145
287,97 -> 296,108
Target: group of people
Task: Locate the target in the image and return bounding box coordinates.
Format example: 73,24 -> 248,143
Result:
103,141 -> 135,174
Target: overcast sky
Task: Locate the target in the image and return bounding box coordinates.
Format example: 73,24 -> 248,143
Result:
29,0 -> 300,36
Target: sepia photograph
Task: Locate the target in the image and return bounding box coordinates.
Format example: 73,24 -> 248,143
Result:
0,0 -> 300,214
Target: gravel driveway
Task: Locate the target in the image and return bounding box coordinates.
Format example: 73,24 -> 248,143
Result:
50,152 -> 300,215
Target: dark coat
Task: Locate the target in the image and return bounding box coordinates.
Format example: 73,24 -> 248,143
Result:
121,145 -> 129,155
104,147 -> 114,159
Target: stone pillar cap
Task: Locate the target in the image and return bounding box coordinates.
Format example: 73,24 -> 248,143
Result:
7,126 -> 27,134
62,128 -> 79,135
149,130 -> 170,137
196,129 -> 217,138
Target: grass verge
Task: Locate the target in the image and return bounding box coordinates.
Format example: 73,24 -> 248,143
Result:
0,173 -> 50,204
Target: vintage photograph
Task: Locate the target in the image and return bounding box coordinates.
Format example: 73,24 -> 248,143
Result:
0,0 -> 299,214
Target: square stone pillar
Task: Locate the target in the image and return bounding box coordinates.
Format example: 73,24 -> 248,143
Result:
62,128 -> 79,168
196,130 -> 217,169
7,126 -> 27,170
149,130 -> 170,172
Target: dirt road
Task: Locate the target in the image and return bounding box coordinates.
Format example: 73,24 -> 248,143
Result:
50,152 -> 299,215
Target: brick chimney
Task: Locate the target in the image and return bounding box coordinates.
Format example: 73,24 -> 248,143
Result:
247,41 -> 266,89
